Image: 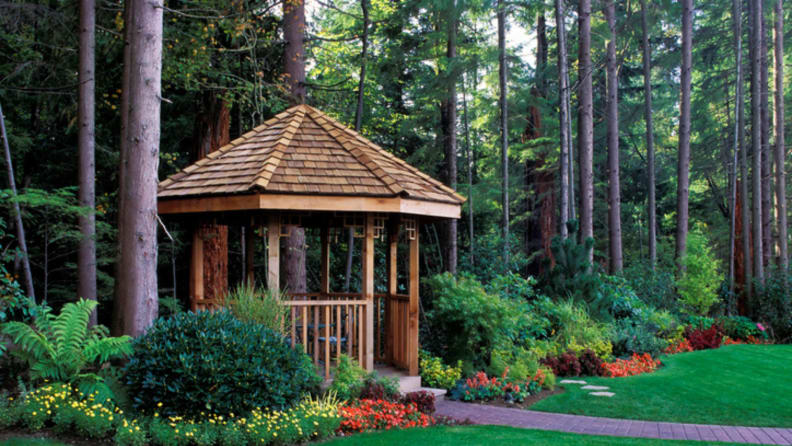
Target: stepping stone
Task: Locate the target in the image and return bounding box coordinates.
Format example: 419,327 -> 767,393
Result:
589,391 -> 615,397
560,380 -> 587,385
582,385 -> 610,390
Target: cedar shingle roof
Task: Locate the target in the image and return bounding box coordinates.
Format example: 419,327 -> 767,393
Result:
158,105 -> 465,205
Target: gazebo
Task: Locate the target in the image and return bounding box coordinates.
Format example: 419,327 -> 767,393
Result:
157,104 -> 464,379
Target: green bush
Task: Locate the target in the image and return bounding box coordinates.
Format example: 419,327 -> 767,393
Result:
13,382 -> 118,437
114,418 -> 147,446
529,298 -> 612,359
328,354 -> 368,401
424,273 -> 517,369
487,346 -> 540,381
623,262 -> 678,311
677,230 -> 722,316
123,310 -> 320,417
419,350 -> 462,389
224,283 -> 289,335
1,299 -> 131,400
611,318 -> 668,358
752,267 -> 792,341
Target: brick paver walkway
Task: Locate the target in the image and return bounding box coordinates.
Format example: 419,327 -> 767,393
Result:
436,399 -> 792,444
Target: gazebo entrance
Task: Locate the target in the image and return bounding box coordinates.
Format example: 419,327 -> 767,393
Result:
158,104 -> 463,380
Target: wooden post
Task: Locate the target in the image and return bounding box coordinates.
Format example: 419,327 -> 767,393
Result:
386,218 -> 399,365
407,218 -> 420,376
320,224 -> 330,295
245,219 -> 255,285
267,215 -> 280,291
361,213 -> 375,371
189,225 -> 204,312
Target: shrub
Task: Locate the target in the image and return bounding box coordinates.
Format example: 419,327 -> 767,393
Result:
402,391 -> 436,415
358,375 -> 400,401
419,350 -> 462,390
664,338 -> 693,354
14,383 -> 119,438
1,299 -> 131,400
424,273 -> 516,369
578,349 -> 606,376
677,230 -> 722,316
602,353 -> 660,377
540,351 -> 581,377
224,283 -> 289,335
611,318 -> 668,358
114,418 -> 147,446
532,299 -> 612,358
718,315 -> 762,340
487,346 -> 541,382
684,324 -> 723,350
752,267 -> 792,341
124,310 -> 320,417
623,262 -> 678,311
329,354 -> 368,401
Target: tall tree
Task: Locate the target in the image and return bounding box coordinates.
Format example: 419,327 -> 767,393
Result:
0,103 -> 35,301
750,0 -> 764,284
737,0 -> 751,301
759,2 -> 771,268
773,0 -> 786,270
462,73 -> 474,266
344,0 -> 371,290
78,0 -> 97,323
605,0 -> 622,273
675,0 -> 692,266
114,0 -> 162,336
729,0 -> 745,294
497,0 -> 509,264
555,0 -> 570,239
578,0 -> 593,259
441,0 -> 458,274
283,0 -> 307,294
640,0 -> 656,269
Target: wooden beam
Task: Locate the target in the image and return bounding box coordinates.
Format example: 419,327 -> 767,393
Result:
320,224 -> 330,294
386,217 -> 399,365
245,221 -> 255,285
361,213 -> 375,371
189,226 -> 204,312
407,219 -> 420,376
158,194 -> 461,219
267,215 -> 280,291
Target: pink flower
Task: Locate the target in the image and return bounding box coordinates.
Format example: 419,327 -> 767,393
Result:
757,323 -> 765,332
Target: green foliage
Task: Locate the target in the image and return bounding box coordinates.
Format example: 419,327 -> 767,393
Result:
718,315 -> 763,340
611,319 -> 669,358
528,298 -> 613,359
329,354 -> 368,401
0,218 -> 35,328
224,283 -> 289,335
1,299 -> 131,399
677,230 -> 722,316
419,350 -> 462,390
485,272 -> 541,302
123,310 -> 320,417
114,418 -> 147,446
623,262 -> 678,312
752,267 -> 792,341
487,346 -> 540,382
424,273 -> 517,369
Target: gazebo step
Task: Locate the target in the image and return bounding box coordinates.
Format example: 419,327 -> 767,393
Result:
375,365 -> 422,393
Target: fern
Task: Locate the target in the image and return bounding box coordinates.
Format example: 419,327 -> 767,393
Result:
1,299 -> 131,395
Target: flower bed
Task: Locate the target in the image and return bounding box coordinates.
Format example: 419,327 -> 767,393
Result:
447,368 -> 552,406
663,338 -> 693,354
338,399 -> 434,433
602,353 -> 660,377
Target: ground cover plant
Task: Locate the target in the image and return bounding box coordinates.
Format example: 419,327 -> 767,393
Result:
532,345 -> 792,427
323,425 -> 743,446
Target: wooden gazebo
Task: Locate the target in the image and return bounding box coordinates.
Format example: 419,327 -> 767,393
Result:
157,104 -> 463,378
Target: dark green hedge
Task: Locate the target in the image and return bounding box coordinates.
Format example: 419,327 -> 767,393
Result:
123,310 -> 320,417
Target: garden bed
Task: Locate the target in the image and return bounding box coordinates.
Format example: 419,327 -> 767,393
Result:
458,387 -> 565,410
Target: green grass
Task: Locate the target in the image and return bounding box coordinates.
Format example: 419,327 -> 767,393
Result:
323,425 -> 739,445
533,345 -> 792,427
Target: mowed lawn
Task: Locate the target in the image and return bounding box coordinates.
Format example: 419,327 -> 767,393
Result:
532,345 -> 792,427
324,425 -> 741,445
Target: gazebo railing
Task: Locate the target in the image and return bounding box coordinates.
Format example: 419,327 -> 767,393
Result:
282,292 -> 411,378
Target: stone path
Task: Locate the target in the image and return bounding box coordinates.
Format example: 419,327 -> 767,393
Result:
435,399 -> 792,444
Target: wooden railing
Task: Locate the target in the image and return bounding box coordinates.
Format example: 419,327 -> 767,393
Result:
283,293 -> 368,379
283,292 -> 411,378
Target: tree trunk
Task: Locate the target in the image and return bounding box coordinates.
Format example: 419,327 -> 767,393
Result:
774,0 -> 787,271
735,179 -> 752,313
114,0 -> 162,336
555,0 -> 570,239
737,0 -> 751,299
462,73 -> 474,266
675,0 -> 692,267
729,0 -> 745,295
750,0 -> 764,284
0,104 -> 35,301
78,0 -> 97,324
497,0 -> 509,265
283,0 -> 307,294
641,0 -> 657,269
578,0 -> 593,261
441,2 -> 458,274
193,92 -> 230,304
760,5 -> 771,268
605,0 -> 622,274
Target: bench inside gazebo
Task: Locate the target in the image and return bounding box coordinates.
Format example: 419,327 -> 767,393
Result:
157,104 -> 463,383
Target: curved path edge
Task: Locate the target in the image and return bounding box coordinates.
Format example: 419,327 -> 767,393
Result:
435,399 -> 792,445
